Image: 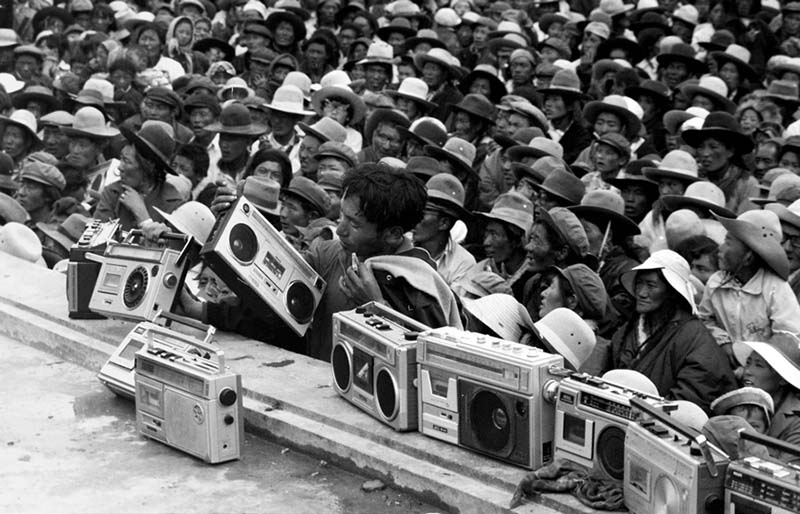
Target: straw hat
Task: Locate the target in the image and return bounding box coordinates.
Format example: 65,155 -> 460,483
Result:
119,121 -> 177,175
620,249 -> 697,314
424,137 -> 477,178
463,293 -> 535,342
569,189 -> 640,236
0,110 -> 40,143
0,222 -> 43,265
359,41 -> 395,68
713,209 -> 789,280
680,76 -> 737,114
263,85 -> 315,117
641,150 -> 699,184
61,107 -> 120,139
583,95 -> 642,140
474,191 -> 533,233
534,307 -> 597,370
384,78 -> 435,112
735,333 -> 800,390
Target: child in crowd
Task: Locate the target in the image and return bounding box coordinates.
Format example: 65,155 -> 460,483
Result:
710,386 -> 774,434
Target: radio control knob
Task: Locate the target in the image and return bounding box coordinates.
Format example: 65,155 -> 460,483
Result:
404,332 -> 418,340
705,495 -> 722,514
224,415 -> 234,425
163,272 -> 178,288
355,306 -> 366,314
219,388 -> 237,406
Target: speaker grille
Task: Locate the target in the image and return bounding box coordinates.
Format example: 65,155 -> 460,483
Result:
123,266 -> 148,308
286,281 -> 315,323
471,390 -> 511,452
597,425 -> 626,480
375,368 -> 397,420
229,223 -> 258,264
331,344 -> 351,392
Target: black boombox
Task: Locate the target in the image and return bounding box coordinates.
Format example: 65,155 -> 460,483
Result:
554,373 -> 677,481
625,398 -> 729,514
416,326 -> 566,470
200,196 -> 326,336
725,431 -> 800,513
98,310 -> 217,400
331,302 -> 430,431
87,230 -> 193,322
67,218 -> 121,319
135,322 -> 242,464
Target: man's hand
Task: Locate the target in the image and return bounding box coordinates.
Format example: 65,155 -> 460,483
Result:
210,181 -> 238,216
118,185 -> 149,223
339,260 -> 385,305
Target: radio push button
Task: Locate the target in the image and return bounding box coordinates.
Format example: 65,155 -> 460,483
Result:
224,415 -> 234,425
219,388 -> 237,406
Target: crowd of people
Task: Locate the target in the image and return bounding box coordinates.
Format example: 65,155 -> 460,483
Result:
2,0 -> 800,467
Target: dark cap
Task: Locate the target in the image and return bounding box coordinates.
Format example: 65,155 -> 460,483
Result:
145,86 -> 183,112
183,92 -> 221,116
20,161 -> 66,192
284,176 -> 331,215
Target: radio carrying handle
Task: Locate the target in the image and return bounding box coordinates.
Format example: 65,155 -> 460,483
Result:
630,397 -> 721,478
156,310 -> 217,347
738,430 -> 800,458
146,310 -> 225,369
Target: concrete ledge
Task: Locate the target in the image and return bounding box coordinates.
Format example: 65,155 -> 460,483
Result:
0,253 -> 596,514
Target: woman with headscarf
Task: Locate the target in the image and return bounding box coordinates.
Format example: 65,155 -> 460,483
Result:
166,15 -> 204,75
609,250 -> 737,413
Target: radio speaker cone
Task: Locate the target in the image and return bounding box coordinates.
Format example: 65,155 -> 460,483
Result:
375,368 -> 397,420
124,266 -> 149,308
653,476 -> 681,514
471,390 -> 510,451
597,425 -> 626,480
331,344 -> 351,392
286,282 -> 315,323
229,223 -> 258,264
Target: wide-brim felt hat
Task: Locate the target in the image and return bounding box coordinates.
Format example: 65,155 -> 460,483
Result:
364,108 -> 411,143
736,337 -> 800,391
61,123 -> 120,139
384,88 -> 435,113
32,7 -> 74,33
0,111 -> 40,143
606,174 -> 660,200
473,192 -> 534,233
377,22 -> 416,40
485,35 -> 526,54
656,49 -> 708,75
448,95 -> 496,124
403,34 -> 447,52
681,112 -> 753,154
193,38 -> 234,62
642,164 -> 699,183
711,50 -> 759,82
36,214 -> 89,251
538,78 -> 588,101
265,10 -> 307,41
12,87 -> 60,112
204,107 -> 268,136
569,202 -> 640,236
596,37 -> 646,64
0,192 -> 27,223
512,162 -> 547,184
457,68 -> 507,104
680,82 -> 737,115
398,120 -> 447,148
712,211 -> 790,280
625,81 -> 671,108
413,51 -> 454,77
311,86 -> 367,125
424,144 -> 475,178
661,192 -> 735,218
119,124 -> 176,175
583,99 -> 642,141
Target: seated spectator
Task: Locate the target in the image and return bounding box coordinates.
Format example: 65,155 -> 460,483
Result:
710,386 -> 774,434
171,142 -> 214,206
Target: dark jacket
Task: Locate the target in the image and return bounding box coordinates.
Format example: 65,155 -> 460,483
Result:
611,311 -> 737,413
429,83 -> 464,123
94,180 -> 184,231
561,121 -> 593,166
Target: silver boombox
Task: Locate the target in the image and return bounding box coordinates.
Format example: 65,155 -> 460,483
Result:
554,373 -> 677,481
416,326 -> 565,470
625,398 -> 728,514
98,310 -> 217,400
67,218 -> 121,319
200,196 -> 326,336
725,431 -> 800,513
134,327 -> 242,464
88,230 -> 193,322
331,302 -> 430,431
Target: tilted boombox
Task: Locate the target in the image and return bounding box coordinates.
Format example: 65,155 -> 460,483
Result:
624,398 -> 729,514
331,302 -> 430,431
98,310 -> 217,400
725,431 -> 800,514
416,326 -> 565,470
67,218 -> 121,319
134,326 -> 242,464
200,196 -> 326,336
554,373 -> 677,481
87,230 -> 193,322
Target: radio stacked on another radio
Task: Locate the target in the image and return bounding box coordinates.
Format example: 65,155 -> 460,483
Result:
67,218 -> 121,319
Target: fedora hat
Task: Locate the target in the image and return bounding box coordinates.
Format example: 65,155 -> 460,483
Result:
193,38 -> 235,61
764,80 -> 800,107
548,263 -> 608,320
752,173 -> 800,207
713,209 -> 789,279
403,29 -> 447,53
735,334 -> 800,391
364,108 -> 411,144
83,78 -> 126,107
513,156 -> 564,185
154,201 -> 215,244
119,121 -> 177,175
0,222 -> 43,265
596,37 -> 646,65
772,57 -> 800,79
12,85 -> 59,112
405,156 -> 440,181
486,20 -> 527,39
315,141 -> 358,168
32,6 -> 75,33
448,93 -> 496,125
507,101 -> 548,133
298,117 -> 347,144
61,106 -> 120,139
265,9 -> 306,41
710,44 -> 759,83
534,307 -> 597,370
583,95 -> 642,140
532,170 -> 585,206
681,111 -> 753,154
424,137 -> 476,178
600,0 -> 635,17
642,150 -> 699,184
620,249 -> 698,313
426,173 -> 471,220
569,189 -> 640,236
507,137 -> 564,161
0,110 -> 40,143
486,32 -> 529,54
284,176 -> 331,215
540,12 -> 569,34
463,293 -> 535,342
662,106 -> 709,135
538,206 -> 591,260
399,116 -> 447,148
765,198 -> 800,235
70,88 -> 107,113
680,75 -> 737,114
474,191 -> 534,233
263,85 -> 315,117
661,180 -> 734,218
311,85 -> 367,125
457,64 -> 508,104
377,17 -> 416,40
625,79 -> 671,108
205,102 -> 268,136
36,213 -> 89,252
494,127 -> 542,151
413,47 -> 456,77
539,37 -> 572,60
656,42 -> 707,76
538,68 -> 587,100
241,176 -> 281,217
359,41 -> 395,68
384,78 -> 435,112
0,192 -> 28,224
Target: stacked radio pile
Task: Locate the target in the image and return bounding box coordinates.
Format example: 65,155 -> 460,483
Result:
65,211 -> 800,513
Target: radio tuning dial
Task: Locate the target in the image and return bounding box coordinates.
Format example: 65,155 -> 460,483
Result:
163,272 -> 178,288
219,388 -> 237,406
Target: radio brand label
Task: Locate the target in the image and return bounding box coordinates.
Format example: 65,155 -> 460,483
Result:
432,424 -> 449,434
